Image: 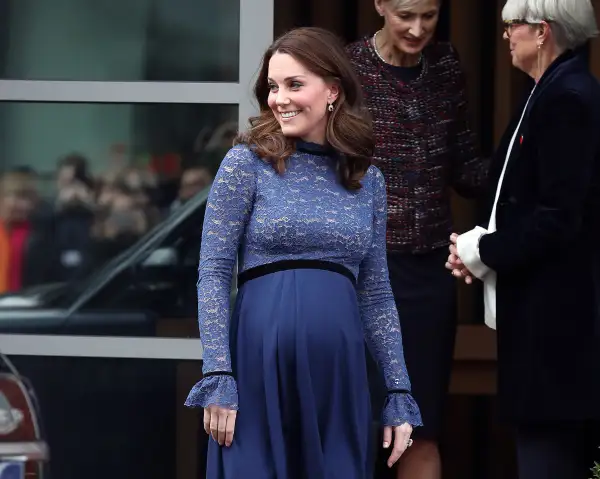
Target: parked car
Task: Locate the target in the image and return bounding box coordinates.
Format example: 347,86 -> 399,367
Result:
0,353 -> 48,479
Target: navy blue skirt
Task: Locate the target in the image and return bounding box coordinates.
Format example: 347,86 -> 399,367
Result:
207,262 -> 372,479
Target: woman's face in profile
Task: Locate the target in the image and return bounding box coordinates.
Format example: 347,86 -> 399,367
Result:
377,0 -> 439,54
266,52 -> 339,145
503,22 -> 539,75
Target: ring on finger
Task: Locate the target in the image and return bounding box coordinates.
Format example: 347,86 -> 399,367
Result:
406,438 -> 413,448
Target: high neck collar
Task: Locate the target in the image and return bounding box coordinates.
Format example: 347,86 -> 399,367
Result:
295,140 -> 336,157
536,47 -> 585,86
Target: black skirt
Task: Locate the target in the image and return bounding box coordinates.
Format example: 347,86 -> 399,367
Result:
368,246 -> 457,441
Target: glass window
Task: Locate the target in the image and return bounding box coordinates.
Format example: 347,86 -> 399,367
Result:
0,0 -> 240,82
9,354 -> 207,479
0,102 -> 237,338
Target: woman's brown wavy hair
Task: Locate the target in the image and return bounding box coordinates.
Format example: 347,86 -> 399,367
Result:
236,27 -> 374,190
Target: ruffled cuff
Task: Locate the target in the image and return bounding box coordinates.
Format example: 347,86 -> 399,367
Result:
184,374 -> 239,410
381,392 -> 423,427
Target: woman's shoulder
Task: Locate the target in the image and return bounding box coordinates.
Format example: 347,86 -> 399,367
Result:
219,143 -> 263,171
425,41 -> 459,61
545,70 -> 600,105
363,164 -> 386,190
424,41 -> 464,75
533,53 -> 600,114
345,36 -> 371,62
535,80 -> 600,124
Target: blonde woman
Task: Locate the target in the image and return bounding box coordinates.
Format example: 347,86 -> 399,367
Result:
347,1 -> 486,477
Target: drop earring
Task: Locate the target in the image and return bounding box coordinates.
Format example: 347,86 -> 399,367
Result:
328,102 -> 334,112
537,41 -> 544,78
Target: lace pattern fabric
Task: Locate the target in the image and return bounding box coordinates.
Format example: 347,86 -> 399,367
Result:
383,393 -> 423,427
185,375 -> 239,410
186,144 -> 423,427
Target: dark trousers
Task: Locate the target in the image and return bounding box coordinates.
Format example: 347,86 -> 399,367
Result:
516,421 -> 600,479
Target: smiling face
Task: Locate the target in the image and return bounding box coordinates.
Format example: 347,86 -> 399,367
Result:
376,0 -> 440,55
266,52 -> 339,145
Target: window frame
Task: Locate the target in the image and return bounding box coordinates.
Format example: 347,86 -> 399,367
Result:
0,0 -> 273,132
0,0 -> 274,358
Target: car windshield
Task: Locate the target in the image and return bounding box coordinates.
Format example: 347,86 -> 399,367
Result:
62,186 -> 210,313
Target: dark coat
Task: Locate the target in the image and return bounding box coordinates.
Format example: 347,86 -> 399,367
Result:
478,48 -> 600,424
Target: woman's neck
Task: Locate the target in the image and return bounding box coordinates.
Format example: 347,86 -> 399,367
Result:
296,139 -> 334,157
299,138 -> 325,146
375,29 -> 422,67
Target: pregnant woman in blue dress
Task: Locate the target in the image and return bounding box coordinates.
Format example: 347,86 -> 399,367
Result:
185,27 -> 422,479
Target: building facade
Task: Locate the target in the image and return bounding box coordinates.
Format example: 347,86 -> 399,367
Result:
0,1 -> 599,478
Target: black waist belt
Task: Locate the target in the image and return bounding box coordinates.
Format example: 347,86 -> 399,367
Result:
237,259 -> 356,288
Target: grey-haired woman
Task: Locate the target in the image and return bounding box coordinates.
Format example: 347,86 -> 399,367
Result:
448,0 -> 600,477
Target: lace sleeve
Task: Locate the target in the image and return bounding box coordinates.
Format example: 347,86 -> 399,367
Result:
185,145 -> 257,410
356,168 -> 423,427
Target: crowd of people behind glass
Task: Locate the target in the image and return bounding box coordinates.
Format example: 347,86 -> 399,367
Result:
0,143 -> 222,295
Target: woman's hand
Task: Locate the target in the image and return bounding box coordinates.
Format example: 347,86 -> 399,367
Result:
446,233 -> 473,284
383,422 -> 413,468
204,405 -> 237,447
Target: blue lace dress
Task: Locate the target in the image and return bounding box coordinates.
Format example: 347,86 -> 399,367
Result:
186,141 -> 422,479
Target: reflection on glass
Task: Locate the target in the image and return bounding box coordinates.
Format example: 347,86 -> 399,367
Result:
0,102 -> 237,336
0,0 -> 240,82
